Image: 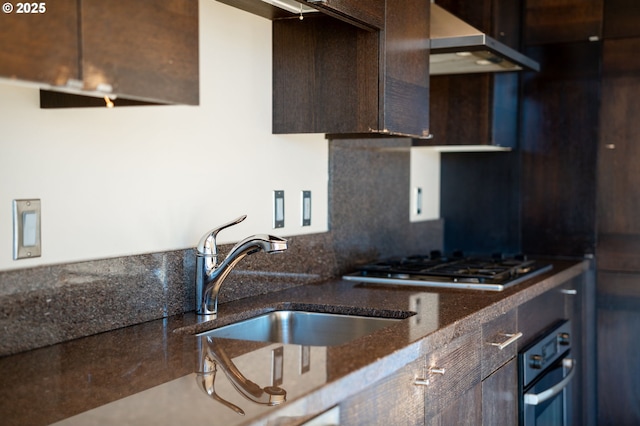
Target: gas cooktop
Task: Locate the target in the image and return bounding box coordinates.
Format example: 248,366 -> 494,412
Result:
342,253 -> 553,291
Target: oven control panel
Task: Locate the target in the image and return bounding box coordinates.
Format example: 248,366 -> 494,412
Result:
519,320 -> 572,387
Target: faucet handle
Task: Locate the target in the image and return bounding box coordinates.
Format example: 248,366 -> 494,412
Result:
197,215 -> 247,256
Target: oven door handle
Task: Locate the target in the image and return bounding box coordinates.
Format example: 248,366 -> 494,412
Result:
524,358 -> 576,406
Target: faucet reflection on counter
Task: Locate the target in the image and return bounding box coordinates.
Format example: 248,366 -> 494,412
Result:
195,215 -> 288,317
196,336 -> 287,415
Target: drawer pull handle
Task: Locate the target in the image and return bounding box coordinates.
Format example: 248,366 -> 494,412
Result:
560,289 -> 577,295
489,332 -> 523,350
415,367 -> 446,386
414,378 -> 430,386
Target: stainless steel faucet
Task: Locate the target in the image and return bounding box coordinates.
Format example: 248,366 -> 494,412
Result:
195,215 -> 287,316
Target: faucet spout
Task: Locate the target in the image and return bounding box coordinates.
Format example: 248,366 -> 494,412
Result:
195,216 -> 287,316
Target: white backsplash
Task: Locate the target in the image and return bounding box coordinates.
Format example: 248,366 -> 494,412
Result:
0,0 -> 330,271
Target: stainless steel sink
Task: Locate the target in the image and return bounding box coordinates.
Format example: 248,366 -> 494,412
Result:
198,310 -> 404,346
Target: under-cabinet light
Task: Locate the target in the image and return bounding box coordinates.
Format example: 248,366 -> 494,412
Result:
260,0 -> 318,14
104,96 -> 114,108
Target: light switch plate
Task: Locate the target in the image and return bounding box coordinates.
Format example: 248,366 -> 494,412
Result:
301,190 -> 311,226
13,199 -> 41,260
273,190 -> 285,228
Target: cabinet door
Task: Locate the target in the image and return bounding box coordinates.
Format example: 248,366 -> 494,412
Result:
273,16 -> 379,135
423,329 -> 482,419
517,285 -> 566,349
482,358 -> 517,426
80,0 -> 199,105
482,309 -> 520,380
380,0 -> 430,138
0,0 -> 79,86
427,383 -> 482,426
524,0 -> 603,45
273,0 -> 429,138
520,41 -> 600,256
339,357 -> 425,425
598,38 -> 640,237
597,271 -> 640,425
603,0 -> 640,39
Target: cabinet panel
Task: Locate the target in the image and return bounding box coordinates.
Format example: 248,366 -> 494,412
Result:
273,0 -> 429,138
561,276 -> 587,426
520,41 -> 600,257
603,0 -> 640,39
0,0 -> 79,86
481,309 -> 518,380
81,0 -> 199,105
380,0 -> 430,138
429,74 -> 491,146
339,358 -> 425,425
273,16 -> 379,134
597,38 -> 640,236
597,271 -> 640,426
524,0 -> 603,45
517,286 -> 565,349
423,329 -> 481,418
440,151 -> 520,254
427,383 -> 482,426
482,358 -> 517,426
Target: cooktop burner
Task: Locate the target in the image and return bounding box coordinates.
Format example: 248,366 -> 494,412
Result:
342,253 -> 553,291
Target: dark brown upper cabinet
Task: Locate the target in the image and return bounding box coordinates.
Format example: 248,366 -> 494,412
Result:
216,0 -> 384,30
1,0 -> 199,107
273,0 -> 431,139
421,0 -> 521,148
603,0 -> 640,39
0,0 -> 79,86
524,0 -> 603,45
79,0 -> 199,105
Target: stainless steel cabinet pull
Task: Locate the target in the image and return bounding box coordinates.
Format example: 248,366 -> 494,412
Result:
414,378 -> 430,386
560,289 -> 577,295
489,332 -> 523,350
428,367 -> 446,375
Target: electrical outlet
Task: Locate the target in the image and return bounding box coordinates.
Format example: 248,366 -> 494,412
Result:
13,199 -> 41,260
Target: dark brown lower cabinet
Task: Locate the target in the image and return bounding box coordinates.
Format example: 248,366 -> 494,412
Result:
597,271 -> 640,426
339,357 -> 425,425
339,269 -> 590,425
482,358 -> 517,426
428,384 -> 482,426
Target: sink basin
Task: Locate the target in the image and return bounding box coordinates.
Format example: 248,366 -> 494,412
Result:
198,310 -> 405,346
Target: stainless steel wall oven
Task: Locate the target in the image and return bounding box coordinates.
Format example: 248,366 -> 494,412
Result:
519,320 -> 575,426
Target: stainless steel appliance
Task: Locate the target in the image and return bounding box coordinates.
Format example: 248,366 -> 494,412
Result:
519,320 -> 575,426
342,253 -> 553,291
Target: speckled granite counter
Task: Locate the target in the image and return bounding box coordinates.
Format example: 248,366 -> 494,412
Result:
0,259 -> 588,426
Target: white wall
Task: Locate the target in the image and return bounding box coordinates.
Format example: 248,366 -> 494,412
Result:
0,0 -> 329,271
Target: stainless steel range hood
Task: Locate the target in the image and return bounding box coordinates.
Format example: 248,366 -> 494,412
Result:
430,3 -> 539,75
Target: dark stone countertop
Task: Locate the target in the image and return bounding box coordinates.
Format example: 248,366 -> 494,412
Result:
0,259 -> 588,426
